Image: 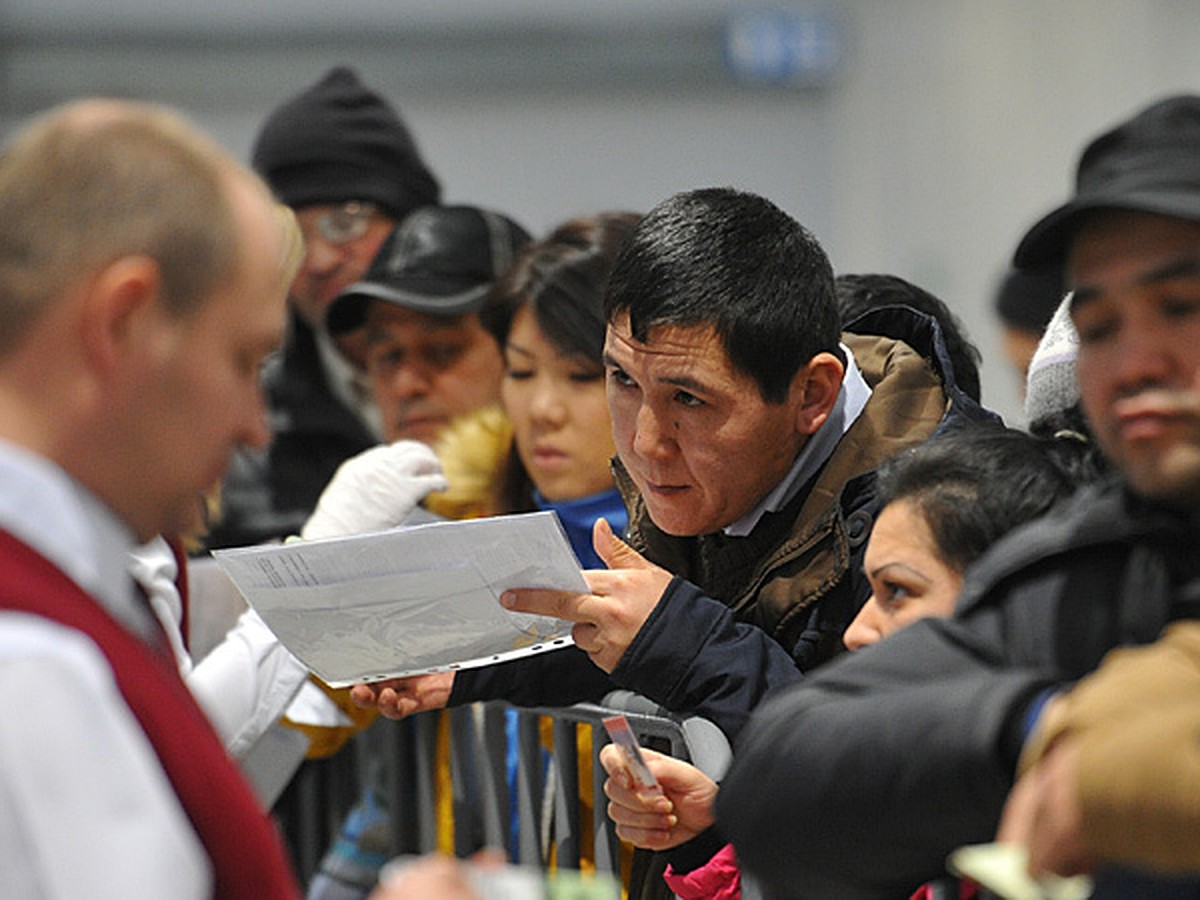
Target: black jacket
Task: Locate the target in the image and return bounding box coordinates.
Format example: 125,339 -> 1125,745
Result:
717,479 -> 1200,899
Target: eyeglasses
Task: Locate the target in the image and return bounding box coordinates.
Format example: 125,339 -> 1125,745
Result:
306,201 -> 382,245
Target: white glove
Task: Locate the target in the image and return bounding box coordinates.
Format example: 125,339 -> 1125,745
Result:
300,440 -> 448,541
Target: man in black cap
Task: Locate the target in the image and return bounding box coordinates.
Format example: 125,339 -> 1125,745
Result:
273,203 -> 531,896
207,66 -> 442,549
274,203 -> 529,744
326,205 -> 531,447
716,93 -> 1200,898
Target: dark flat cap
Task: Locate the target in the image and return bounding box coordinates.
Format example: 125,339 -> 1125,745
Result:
1015,95 -> 1200,268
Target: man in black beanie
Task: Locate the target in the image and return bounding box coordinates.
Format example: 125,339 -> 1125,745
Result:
206,66 -> 442,550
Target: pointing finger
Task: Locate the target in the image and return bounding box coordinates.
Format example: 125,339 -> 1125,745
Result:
501,587 -> 590,622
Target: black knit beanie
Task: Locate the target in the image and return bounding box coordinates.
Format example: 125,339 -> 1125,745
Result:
251,66 -> 441,219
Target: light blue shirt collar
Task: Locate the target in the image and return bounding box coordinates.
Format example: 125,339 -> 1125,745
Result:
723,344 -> 872,537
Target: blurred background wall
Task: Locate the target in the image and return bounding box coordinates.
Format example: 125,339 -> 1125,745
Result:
3,0 -> 1198,424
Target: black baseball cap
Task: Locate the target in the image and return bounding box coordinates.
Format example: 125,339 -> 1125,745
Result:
327,205 -> 531,334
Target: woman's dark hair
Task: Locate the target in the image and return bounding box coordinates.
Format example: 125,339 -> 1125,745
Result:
476,211 -> 641,513
876,426 -> 1087,573
480,211 -> 642,366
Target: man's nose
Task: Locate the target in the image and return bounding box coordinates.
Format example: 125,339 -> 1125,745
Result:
240,386 -> 273,451
386,362 -> 433,399
631,403 -> 674,460
1108,319 -> 1175,396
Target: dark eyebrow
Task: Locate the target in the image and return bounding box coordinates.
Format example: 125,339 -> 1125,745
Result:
1073,257 -> 1200,309
504,341 -> 535,359
1143,257 -> 1200,283
364,327 -> 391,347
662,375 -> 710,395
868,561 -> 933,584
1068,288 -> 1094,313
600,352 -> 712,396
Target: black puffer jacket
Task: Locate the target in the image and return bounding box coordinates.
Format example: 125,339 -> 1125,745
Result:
718,478 -> 1200,899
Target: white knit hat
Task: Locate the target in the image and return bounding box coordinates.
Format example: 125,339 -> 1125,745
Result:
1023,292 -> 1079,429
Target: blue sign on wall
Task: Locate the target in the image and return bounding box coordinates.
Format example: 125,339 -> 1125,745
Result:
724,8 -> 846,87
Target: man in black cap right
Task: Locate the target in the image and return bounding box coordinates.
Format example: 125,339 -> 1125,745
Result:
717,93 -> 1200,898
325,205 -> 530,449
207,66 -> 442,550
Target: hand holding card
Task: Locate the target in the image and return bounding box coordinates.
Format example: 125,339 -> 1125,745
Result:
602,714 -> 662,794
599,717 -> 719,852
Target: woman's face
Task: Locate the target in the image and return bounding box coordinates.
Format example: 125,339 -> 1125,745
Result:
842,498 -> 964,651
502,306 -> 618,501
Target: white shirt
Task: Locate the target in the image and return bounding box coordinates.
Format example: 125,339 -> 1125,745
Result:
0,440 -> 211,900
129,537 -> 310,762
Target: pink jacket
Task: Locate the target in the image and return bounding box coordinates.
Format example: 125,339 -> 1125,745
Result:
664,843 -> 741,900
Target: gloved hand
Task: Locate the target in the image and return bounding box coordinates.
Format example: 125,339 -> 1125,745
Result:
300,441 -> 448,541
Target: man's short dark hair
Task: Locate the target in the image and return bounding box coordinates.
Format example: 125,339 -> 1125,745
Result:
604,187 -> 840,403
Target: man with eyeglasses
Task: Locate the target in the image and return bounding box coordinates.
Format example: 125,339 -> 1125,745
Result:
205,66 -> 441,551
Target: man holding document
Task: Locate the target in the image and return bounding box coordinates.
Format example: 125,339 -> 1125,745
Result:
350,186 -> 992,741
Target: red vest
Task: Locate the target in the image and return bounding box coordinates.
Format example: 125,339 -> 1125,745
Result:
0,529 -> 299,899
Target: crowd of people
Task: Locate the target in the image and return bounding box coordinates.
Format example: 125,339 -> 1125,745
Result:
2,63 -> 1199,900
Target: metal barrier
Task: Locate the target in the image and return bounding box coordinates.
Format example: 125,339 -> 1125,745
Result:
271,693 -> 732,892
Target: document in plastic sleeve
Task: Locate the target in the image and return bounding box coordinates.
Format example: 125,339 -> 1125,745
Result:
211,511 -> 585,687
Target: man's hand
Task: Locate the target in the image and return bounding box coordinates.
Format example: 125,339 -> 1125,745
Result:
499,518 -> 673,672
599,744 -> 717,850
349,671 -> 455,720
997,737 -> 1095,878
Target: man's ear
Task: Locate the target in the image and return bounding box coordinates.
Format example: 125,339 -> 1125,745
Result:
792,351 -> 845,436
79,255 -> 162,374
